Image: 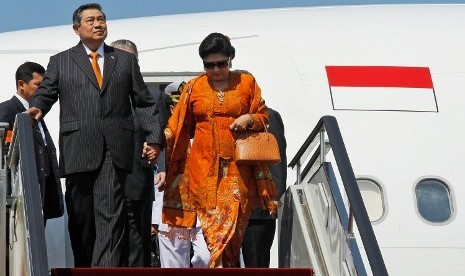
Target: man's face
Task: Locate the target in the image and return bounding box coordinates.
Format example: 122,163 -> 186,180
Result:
18,72 -> 43,101
73,9 -> 107,46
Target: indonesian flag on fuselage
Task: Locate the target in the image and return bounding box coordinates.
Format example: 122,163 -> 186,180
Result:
325,66 -> 438,112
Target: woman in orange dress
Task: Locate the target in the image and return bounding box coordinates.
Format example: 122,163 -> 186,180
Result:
162,32 -> 278,267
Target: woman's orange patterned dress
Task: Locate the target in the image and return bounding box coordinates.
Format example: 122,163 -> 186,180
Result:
163,72 -> 277,267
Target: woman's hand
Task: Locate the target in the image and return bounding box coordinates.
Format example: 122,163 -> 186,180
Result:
229,114 -> 253,132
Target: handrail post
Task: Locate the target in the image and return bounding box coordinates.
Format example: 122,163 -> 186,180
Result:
348,207 -> 354,236
319,128 -> 326,165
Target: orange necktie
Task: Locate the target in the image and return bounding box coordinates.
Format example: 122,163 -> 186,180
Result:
89,52 -> 103,89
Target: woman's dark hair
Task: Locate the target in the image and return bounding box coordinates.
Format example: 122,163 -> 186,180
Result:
198,33 -> 235,60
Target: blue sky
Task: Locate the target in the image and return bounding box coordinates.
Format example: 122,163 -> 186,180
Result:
1,0 -> 465,33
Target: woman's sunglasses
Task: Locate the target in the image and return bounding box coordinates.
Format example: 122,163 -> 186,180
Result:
203,59 -> 230,69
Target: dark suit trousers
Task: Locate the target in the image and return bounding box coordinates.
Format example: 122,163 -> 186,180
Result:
242,219 -> 276,268
124,197 -> 152,267
65,149 -> 126,267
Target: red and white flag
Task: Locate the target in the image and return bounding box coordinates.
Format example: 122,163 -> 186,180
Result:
325,66 -> 438,112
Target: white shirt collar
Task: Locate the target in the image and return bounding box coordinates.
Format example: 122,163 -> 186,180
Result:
15,94 -> 29,109
15,94 -> 47,145
83,42 -> 105,58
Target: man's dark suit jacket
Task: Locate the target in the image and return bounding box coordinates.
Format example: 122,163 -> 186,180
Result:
31,42 -> 163,177
125,91 -> 167,201
249,107 -> 287,219
125,114 -> 154,201
0,96 -> 64,219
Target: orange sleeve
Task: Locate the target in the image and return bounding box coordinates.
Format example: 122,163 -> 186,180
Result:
247,76 -> 268,131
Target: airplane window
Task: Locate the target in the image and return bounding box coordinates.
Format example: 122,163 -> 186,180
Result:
416,179 -> 452,223
357,178 -> 384,222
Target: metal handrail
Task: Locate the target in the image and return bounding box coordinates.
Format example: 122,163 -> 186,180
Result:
289,115 -> 388,276
0,122 -> 8,276
7,113 -> 49,276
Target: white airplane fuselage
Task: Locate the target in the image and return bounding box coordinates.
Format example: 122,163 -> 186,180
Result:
1,4 -> 464,275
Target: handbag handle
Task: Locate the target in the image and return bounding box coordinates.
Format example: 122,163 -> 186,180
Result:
254,115 -> 269,133
240,115 -> 269,135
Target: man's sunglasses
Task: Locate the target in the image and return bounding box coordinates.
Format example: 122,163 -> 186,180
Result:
203,59 -> 230,69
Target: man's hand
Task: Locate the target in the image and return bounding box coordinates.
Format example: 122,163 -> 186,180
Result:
142,142 -> 161,165
25,107 -> 43,121
154,172 -> 166,191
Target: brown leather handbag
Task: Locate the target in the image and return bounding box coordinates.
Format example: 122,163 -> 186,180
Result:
235,118 -> 281,165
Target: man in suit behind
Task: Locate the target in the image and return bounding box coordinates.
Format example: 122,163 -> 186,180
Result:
27,3 -> 164,267
0,62 -> 64,222
241,107 -> 287,267
110,39 -> 168,267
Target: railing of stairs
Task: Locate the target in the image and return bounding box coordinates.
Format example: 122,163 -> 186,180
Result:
288,115 -> 388,276
1,122 -> 8,276
2,113 -> 49,276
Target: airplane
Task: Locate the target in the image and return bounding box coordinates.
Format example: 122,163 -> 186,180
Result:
1,3 -> 465,275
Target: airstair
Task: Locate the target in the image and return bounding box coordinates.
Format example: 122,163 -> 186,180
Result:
1,114 -> 49,276
279,116 -> 388,275
1,114 -> 387,275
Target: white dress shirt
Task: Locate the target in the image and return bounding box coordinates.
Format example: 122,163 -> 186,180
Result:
16,94 -> 47,145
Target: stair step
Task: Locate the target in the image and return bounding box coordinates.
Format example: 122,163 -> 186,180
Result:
51,268 -> 314,276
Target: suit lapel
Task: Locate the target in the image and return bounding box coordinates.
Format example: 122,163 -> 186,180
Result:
12,96 -> 45,146
71,42 -> 101,90
11,96 -> 26,113
101,44 -> 116,93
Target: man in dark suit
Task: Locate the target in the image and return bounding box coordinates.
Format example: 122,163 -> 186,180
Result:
27,4 -> 164,267
0,62 -> 64,222
110,39 -> 168,267
241,107 -> 287,267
